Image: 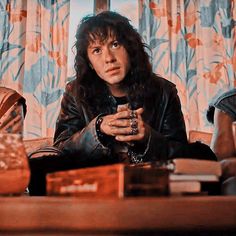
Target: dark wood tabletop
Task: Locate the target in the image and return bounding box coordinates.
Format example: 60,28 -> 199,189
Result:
0,196 -> 236,235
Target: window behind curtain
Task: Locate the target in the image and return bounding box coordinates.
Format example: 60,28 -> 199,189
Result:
67,0 -> 94,79
110,0 -> 138,30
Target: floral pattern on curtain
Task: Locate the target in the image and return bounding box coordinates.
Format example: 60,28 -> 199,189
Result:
0,0 -> 70,138
139,0 -> 236,133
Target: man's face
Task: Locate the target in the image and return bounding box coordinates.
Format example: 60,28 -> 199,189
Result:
87,34 -> 131,87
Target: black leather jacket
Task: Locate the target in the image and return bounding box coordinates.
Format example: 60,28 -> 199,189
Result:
53,75 -> 187,163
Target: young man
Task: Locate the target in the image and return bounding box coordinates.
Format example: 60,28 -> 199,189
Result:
53,11 -> 187,164
30,12 -> 219,195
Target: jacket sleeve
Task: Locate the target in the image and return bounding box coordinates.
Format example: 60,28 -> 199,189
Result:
153,85 -> 187,159
53,84 -> 111,161
133,85 -> 187,161
214,92 -> 236,121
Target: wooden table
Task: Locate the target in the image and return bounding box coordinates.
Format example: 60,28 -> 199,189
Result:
0,196 -> 236,235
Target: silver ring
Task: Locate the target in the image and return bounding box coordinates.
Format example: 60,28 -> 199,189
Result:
130,118 -> 138,128
130,110 -> 137,119
130,127 -> 138,135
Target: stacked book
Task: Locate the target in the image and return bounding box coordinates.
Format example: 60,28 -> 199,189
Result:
47,163 -> 169,198
46,158 -> 222,197
167,158 -> 222,195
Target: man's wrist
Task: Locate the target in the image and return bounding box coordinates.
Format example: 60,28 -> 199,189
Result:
96,116 -> 104,139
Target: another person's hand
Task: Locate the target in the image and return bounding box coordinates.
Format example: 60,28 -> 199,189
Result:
220,157 -> 236,180
100,107 -> 150,143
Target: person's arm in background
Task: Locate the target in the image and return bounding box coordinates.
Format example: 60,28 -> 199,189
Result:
211,108 -> 236,180
211,108 -> 235,160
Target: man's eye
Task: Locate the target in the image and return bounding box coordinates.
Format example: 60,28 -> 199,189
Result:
112,41 -> 120,48
93,48 -> 101,54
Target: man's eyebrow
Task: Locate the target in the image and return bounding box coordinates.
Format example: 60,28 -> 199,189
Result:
88,43 -> 101,49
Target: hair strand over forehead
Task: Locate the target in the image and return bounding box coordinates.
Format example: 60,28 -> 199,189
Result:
88,28 -> 117,45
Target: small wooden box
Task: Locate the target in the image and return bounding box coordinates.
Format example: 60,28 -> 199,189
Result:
47,163 -> 169,198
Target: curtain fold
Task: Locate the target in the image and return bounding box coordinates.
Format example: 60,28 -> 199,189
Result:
0,0 -> 70,138
139,0 -> 236,133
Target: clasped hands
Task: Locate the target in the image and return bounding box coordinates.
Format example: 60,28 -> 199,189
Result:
99,106 -> 150,143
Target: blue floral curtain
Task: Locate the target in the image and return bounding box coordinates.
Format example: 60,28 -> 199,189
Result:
139,0 -> 236,133
0,0 -> 70,138
1,0 -> 235,138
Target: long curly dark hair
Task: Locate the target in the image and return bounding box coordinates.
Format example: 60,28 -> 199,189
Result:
74,11 -> 152,118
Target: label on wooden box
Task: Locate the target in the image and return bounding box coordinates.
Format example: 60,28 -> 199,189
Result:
47,163 -> 169,198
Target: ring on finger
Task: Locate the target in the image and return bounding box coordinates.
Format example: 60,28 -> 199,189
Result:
130,127 -> 138,135
130,110 -> 137,119
130,118 -> 138,128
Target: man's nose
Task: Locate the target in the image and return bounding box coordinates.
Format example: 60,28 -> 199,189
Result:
104,48 -> 116,63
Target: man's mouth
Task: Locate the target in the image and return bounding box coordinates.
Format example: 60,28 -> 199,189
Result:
105,67 -> 120,73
